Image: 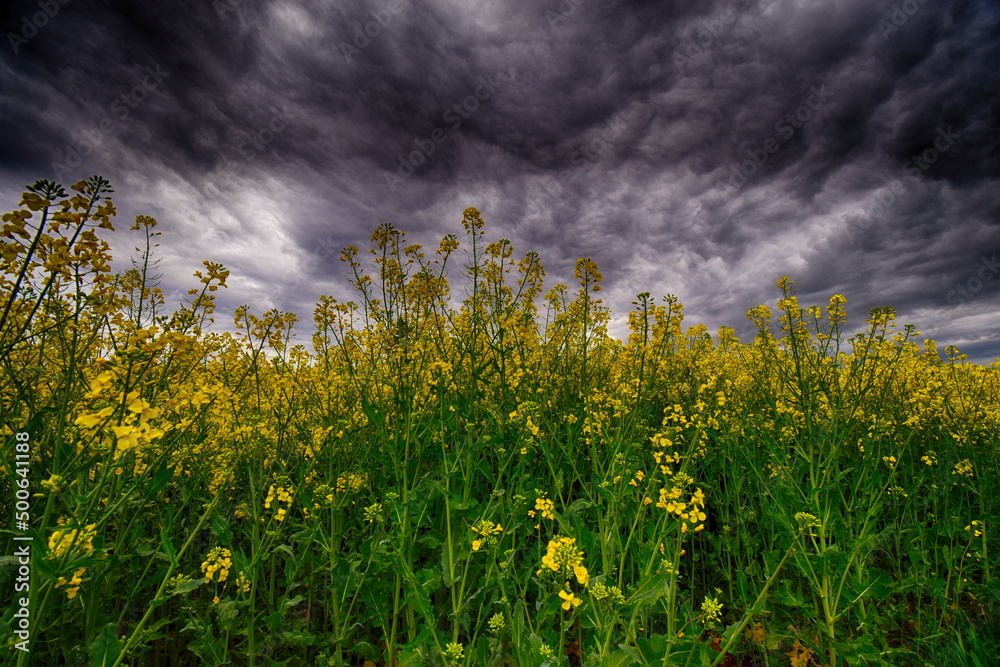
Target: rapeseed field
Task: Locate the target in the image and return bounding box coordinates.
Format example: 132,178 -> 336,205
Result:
1,177 -> 997,666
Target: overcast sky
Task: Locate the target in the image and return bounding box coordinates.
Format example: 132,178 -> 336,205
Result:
2,0 -> 999,364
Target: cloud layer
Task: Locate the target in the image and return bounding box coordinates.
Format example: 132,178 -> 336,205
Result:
2,0 -> 999,362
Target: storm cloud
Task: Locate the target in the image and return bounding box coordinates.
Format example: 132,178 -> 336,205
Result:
2,0 -> 999,362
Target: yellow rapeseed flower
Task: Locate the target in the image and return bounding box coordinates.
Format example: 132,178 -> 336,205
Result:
559,588 -> 582,610
201,547 -> 233,584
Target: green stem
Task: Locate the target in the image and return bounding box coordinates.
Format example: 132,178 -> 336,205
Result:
709,532 -> 801,667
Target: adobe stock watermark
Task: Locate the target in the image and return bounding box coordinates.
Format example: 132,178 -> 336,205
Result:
847,126 -> 961,243
213,0 -> 243,20
51,64 -> 170,180
383,68 -> 517,192
672,0 -> 754,72
876,0 -> 932,41
727,84 -> 832,190
946,255 -> 998,306
339,0 -> 408,63
203,106 -> 292,198
7,0 -> 71,54
539,117 -> 626,199
545,0 -> 588,29
287,233 -> 341,292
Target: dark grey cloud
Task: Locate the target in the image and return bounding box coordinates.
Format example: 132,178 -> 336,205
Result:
2,0 -> 998,363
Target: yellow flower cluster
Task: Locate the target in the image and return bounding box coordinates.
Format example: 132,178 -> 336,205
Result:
656,484 -> 707,533
55,567 -> 87,600
40,474 -> 67,494
965,520 -> 983,538
335,472 -> 367,494
527,492 -> 554,526
167,573 -> 193,593
443,641 -> 464,667
311,483 -> 335,509
75,389 -> 168,458
427,360 -> 453,388
487,612 -> 506,634
234,571 -> 251,594
264,484 -> 294,522
887,485 -> 907,498
538,535 -> 589,589
920,451 -> 938,466
48,521 -> 97,559
470,519 -> 503,551
652,449 -> 682,476
362,502 -> 383,524
701,589 -> 724,624
952,459 -> 974,479
766,462 -> 789,480
591,582 -> 625,605
201,546 -> 232,584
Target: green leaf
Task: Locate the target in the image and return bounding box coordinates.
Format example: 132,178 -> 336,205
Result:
776,578 -> 805,607
146,464 -> 175,496
831,466 -> 855,484
838,631 -> 882,666
636,632 -> 668,657
217,600 -> 238,622
626,570 -> 670,606
353,641 -> 380,661
211,510 -> 233,544
513,600 -> 526,642
171,578 -> 203,595
134,538 -> 158,558
566,498 -> 593,517
616,643 -> 644,664
280,629 -> 316,646
159,526 -> 178,567
418,534 -> 442,550
736,569 -> 750,603
89,623 -> 123,667
449,497 -> 475,510
281,594 -> 304,610
602,650 -> 638,666
265,610 -> 284,631
476,634 -> 490,666
720,620 -> 741,647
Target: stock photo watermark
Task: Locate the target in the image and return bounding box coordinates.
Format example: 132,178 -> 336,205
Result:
727,84 -> 832,189
8,431 -> 33,653
847,126 -> 961,243
7,0 -> 71,54
672,0 -> 754,71
339,0 -> 408,63
203,106 -> 292,197
545,0 -> 588,29
51,64 -> 170,180
287,233 -> 341,293
383,68 -> 517,192
903,126 -> 961,178
213,0 -> 244,20
539,117 -> 626,199
876,0 -> 933,41
946,255 -> 998,306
